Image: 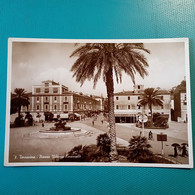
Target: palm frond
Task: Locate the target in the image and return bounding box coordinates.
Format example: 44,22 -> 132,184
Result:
70,43 -> 150,88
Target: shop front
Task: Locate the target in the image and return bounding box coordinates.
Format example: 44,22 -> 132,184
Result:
115,115 -> 137,123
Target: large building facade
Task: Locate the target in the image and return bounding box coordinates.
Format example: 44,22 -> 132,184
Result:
173,82 -> 187,122
22,80 -> 101,116
114,85 -> 171,123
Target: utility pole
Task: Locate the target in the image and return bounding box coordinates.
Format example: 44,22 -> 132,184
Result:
142,106 -> 145,136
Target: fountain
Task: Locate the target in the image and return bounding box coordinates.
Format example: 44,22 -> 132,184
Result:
50,120 -> 71,131
39,119 -> 81,133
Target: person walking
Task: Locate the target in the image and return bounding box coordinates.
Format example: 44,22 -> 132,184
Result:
182,145 -> 187,157
174,146 -> 178,157
148,131 -> 153,140
92,120 -> 94,126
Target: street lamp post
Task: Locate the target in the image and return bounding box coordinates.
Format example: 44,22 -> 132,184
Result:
137,103 -> 146,137
141,105 -> 145,136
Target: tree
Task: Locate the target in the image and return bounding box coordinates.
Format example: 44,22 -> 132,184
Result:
128,135 -> 153,162
11,88 -> 30,117
25,112 -> 33,126
97,133 -> 111,156
70,43 -> 150,161
139,88 -> 163,123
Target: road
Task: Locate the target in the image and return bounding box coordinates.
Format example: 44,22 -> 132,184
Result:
80,115 -> 189,164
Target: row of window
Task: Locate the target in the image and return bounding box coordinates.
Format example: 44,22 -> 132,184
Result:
75,103 -> 92,110
115,96 -> 164,100
36,96 -> 68,102
116,105 -> 133,110
116,96 -> 141,100
36,104 -> 68,111
116,105 -> 164,109
35,87 -> 59,93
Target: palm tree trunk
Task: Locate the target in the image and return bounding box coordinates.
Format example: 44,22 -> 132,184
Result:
18,105 -> 21,117
149,104 -> 153,124
105,68 -> 118,162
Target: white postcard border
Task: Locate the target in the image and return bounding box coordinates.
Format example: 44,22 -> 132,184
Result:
4,37 -> 193,168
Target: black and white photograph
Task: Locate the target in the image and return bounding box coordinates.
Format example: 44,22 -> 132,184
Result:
4,38 -> 193,168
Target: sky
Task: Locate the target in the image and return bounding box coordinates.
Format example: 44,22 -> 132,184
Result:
11,41 -> 186,97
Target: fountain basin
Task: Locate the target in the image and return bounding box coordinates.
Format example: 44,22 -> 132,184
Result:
50,126 -> 71,131
39,127 -> 81,133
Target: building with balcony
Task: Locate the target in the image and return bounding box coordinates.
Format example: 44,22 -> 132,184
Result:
114,85 -> 171,123
21,80 -> 101,118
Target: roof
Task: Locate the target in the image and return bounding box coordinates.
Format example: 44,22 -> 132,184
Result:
114,91 -> 135,96
42,80 -> 60,85
30,91 -> 73,96
114,89 -> 170,96
72,92 -> 95,99
62,85 -> 68,88
157,90 -> 170,95
94,95 -> 103,98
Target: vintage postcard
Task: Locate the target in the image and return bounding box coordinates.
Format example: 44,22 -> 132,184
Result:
4,38 -> 193,168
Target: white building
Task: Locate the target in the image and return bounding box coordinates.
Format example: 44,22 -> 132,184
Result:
114,85 -> 171,123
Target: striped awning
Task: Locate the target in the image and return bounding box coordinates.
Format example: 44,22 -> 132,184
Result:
114,114 -> 137,117
114,110 -> 137,117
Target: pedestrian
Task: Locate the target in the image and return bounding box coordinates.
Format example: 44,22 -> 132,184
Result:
174,146 -> 178,157
42,122 -> 44,127
182,145 -> 187,157
101,120 -> 103,124
148,131 -> 153,140
92,120 -> 94,126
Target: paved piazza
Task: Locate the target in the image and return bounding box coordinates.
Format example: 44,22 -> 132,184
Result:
9,115 -> 189,164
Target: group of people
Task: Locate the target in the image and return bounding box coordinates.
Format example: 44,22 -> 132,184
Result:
90,117 -> 189,159
147,131 -> 188,158
174,144 -> 188,157
91,113 -> 105,126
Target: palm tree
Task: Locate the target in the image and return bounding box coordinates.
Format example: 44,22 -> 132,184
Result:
11,88 -> 30,117
70,43 -> 150,161
138,88 -> 163,123
127,135 -> 153,162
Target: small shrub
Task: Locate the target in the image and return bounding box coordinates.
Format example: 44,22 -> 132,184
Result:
14,116 -> 25,127
144,121 -> 153,127
25,112 -> 33,126
154,116 -> 168,128
152,112 -> 169,128
59,145 -> 83,162
153,112 -> 161,122
82,145 -> 110,162
117,146 -> 129,156
127,136 -> 153,163
96,133 -> 111,156
68,145 -> 82,156
60,133 -> 112,162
